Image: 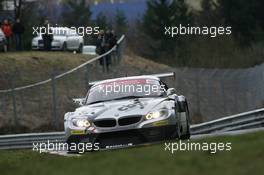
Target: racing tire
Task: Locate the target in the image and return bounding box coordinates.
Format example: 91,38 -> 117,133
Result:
176,101 -> 191,140
62,42 -> 67,51
77,43 -> 83,53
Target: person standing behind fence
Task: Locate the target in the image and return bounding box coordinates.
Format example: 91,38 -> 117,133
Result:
110,30 -> 117,48
1,19 -> 12,51
42,20 -> 53,51
12,18 -> 25,51
96,30 -> 107,70
96,30 -> 105,55
103,30 -> 114,72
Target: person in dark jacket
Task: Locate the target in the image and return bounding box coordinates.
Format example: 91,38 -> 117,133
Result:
42,20 -> 53,51
12,18 -> 25,51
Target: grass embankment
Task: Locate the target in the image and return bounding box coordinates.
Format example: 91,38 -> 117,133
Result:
0,51 -> 95,133
0,131 -> 263,175
0,51 -> 94,89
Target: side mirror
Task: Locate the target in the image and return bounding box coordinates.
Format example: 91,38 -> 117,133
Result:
73,98 -> 85,106
167,88 -> 176,96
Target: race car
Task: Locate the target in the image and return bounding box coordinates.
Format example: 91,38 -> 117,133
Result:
64,72 -> 191,151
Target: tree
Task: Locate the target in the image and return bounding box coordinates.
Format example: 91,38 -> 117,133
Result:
114,9 -> 128,35
142,0 -> 192,58
14,0 -> 22,19
62,0 -> 92,27
216,0 -> 264,44
95,12 -> 109,30
0,0 -> 3,10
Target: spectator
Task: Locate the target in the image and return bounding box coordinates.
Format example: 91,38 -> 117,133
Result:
95,29 -> 118,72
110,30 -> 117,48
42,20 -> 53,51
95,30 -> 105,55
1,19 -> 12,51
12,18 -> 25,51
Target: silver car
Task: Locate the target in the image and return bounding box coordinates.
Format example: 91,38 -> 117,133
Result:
64,73 -> 190,151
32,27 -> 83,52
0,29 -> 6,52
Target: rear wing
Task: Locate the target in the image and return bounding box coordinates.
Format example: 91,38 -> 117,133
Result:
147,72 -> 175,79
88,72 -> 175,87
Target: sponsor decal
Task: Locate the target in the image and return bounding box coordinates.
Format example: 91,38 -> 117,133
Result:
71,130 -> 86,135
105,143 -> 133,149
152,120 -> 169,126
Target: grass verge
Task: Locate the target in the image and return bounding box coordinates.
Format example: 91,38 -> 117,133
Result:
0,51 -> 94,89
0,131 -> 263,175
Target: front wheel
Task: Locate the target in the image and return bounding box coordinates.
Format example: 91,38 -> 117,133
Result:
176,101 -> 191,140
77,43 -> 83,53
62,42 -> 67,51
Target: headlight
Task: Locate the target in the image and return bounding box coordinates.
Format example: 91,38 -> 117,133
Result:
72,118 -> 90,128
145,109 -> 168,120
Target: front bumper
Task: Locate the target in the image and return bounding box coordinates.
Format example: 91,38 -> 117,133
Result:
66,125 -> 178,149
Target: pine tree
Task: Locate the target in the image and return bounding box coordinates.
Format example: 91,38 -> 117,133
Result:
95,12 -> 109,30
62,0 -> 92,27
114,9 -> 128,35
142,0 -> 192,58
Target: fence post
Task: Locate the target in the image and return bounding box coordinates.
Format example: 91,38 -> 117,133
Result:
51,73 -> 58,129
85,64 -> 90,92
20,90 -> 26,118
195,69 -> 203,115
10,78 -> 18,127
1,95 -> 7,114
38,86 -> 42,118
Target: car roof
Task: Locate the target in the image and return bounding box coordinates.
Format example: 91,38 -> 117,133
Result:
92,75 -> 160,87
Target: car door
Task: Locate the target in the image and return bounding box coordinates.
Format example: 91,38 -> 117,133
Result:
72,33 -> 80,49
66,33 -> 74,50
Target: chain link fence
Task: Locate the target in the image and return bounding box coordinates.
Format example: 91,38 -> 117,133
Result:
0,35 -> 126,133
173,64 -> 264,122
0,35 -> 263,133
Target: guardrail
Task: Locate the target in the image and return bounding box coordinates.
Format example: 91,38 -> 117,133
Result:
191,108 -> 264,134
0,108 -> 263,150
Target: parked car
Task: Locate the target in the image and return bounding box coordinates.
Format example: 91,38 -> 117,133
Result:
82,45 -> 97,55
0,29 -> 6,52
32,27 -> 83,52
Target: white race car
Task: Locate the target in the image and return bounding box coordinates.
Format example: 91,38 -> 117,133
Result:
64,73 -> 190,151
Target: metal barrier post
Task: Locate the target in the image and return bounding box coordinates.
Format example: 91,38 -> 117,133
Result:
11,79 -> 18,127
103,56 -> 107,73
85,64 -> 90,91
51,73 -> 58,129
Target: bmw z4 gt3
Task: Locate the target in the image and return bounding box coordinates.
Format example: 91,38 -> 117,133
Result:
64,73 -> 191,150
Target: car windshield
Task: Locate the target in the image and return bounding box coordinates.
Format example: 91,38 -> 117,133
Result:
86,78 -> 166,105
52,29 -> 67,36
